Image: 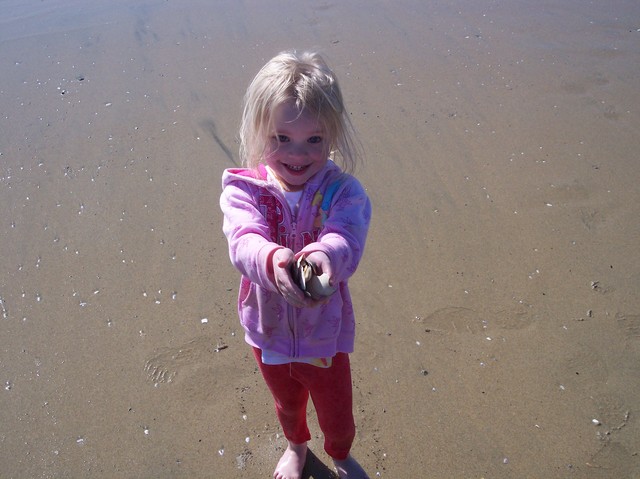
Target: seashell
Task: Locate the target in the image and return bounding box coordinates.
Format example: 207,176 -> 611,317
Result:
306,272 -> 335,299
291,256 -> 312,292
291,255 -> 336,300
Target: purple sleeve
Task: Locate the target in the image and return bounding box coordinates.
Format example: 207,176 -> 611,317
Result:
301,176 -> 371,282
220,181 -> 281,291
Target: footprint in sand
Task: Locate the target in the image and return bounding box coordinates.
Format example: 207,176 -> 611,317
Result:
559,72 -> 622,121
615,313 -> 640,340
590,392 -> 631,438
602,104 -> 620,120
564,347 -> 609,386
540,181 -> 616,232
144,336 -> 217,386
419,306 -> 535,334
560,71 -> 608,95
579,207 -> 606,231
587,441 -> 635,475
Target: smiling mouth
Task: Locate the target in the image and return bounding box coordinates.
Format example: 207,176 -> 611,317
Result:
285,164 -> 308,173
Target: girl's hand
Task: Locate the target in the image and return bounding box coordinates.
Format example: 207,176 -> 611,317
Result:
296,251 -> 334,307
298,251 -> 333,282
271,248 -> 308,308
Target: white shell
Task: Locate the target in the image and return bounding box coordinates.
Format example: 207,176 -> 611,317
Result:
306,273 -> 336,299
291,256 -> 336,300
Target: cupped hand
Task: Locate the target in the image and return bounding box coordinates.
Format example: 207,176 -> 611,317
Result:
271,248 -> 308,308
272,249 -> 334,308
295,250 -> 334,307
298,251 -> 333,283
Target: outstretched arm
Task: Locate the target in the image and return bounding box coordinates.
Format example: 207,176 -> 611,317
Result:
300,177 -> 371,284
220,181 -> 282,291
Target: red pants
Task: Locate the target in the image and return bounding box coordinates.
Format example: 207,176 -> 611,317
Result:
252,348 -> 356,460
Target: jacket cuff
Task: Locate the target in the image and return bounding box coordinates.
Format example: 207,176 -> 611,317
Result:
299,243 -> 341,276
257,243 -> 283,292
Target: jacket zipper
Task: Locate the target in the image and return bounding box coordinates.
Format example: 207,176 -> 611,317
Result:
288,195 -> 301,358
287,302 -> 297,357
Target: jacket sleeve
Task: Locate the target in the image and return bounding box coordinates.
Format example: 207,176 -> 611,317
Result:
301,176 -> 371,282
220,181 -> 281,291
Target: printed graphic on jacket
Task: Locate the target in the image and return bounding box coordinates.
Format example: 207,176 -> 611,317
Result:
258,191 -> 325,249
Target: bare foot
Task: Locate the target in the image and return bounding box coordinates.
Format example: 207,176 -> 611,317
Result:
333,455 -> 369,479
274,441 -> 307,479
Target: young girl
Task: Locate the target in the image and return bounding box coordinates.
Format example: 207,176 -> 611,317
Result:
220,51 -> 371,479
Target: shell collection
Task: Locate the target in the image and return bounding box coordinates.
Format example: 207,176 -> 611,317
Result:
290,255 -> 336,300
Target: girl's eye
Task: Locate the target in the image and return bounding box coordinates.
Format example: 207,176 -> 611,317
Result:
276,135 -> 289,142
308,136 -> 322,144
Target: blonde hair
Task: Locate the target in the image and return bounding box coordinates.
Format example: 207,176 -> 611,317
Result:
239,50 -> 360,173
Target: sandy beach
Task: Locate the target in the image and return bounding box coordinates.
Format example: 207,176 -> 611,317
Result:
1,0 -> 639,477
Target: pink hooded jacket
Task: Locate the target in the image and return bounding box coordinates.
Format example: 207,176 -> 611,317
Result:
220,160 -> 371,359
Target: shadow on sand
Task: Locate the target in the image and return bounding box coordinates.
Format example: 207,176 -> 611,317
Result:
303,448 -> 338,479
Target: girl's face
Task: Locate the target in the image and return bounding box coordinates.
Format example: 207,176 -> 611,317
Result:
265,100 -> 330,192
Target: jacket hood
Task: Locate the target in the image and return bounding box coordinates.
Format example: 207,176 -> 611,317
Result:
221,160 -> 343,192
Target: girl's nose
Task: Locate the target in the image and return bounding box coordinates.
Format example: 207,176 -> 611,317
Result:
288,143 -> 308,158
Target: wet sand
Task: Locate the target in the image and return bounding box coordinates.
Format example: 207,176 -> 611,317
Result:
1,1 -> 639,477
